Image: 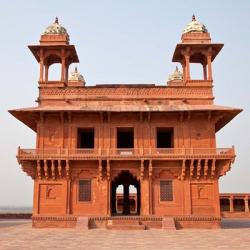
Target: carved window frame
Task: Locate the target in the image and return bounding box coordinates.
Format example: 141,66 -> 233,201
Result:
159,180 -> 174,202
77,179 -> 92,203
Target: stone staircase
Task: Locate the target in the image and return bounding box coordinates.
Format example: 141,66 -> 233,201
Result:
106,217 -> 146,230
88,216 -> 176,230
162,217 -> 176,230
76,217 -> 89,230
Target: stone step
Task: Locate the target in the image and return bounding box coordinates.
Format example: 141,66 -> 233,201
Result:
76,217 -> 89,230
106,219 -> 146,230
111,219 -> 140,225
162,217 -> 176,230
107,224 -> 146,230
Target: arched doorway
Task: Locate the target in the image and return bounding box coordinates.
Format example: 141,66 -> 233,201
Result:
111,171 -> 140,215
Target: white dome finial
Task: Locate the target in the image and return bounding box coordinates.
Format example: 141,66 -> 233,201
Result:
168,66 -> 183,82
183,15 -> 208,34
43,17 -> 69,38
69,66 -> 85,84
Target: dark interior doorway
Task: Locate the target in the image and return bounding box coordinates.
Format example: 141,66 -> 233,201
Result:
220,198 -> 230,212
156,127 -> 173,148
111,171 -> 140,215
117,128 -> 134,148
78,128 -> 94,148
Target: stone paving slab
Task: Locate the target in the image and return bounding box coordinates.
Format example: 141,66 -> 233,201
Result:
0,219 -> 250,250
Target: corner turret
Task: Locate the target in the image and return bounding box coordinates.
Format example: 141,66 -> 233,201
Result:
172,15 -> 223,85
28,18 -> 79,87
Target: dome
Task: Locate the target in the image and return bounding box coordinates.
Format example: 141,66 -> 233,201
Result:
43,17 -> 69,37
168,66 -> 183,81
183,15 -> 208,34
69,67 -> 85,82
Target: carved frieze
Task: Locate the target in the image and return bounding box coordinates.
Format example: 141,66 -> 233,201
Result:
39,86 -> 213,101
71,168 -> 97,180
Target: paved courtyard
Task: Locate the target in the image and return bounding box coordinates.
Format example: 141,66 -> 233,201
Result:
0,219 -> 250,250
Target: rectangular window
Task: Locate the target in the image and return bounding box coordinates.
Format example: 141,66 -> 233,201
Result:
78,180 -> 91,202
78,128 -> 94,148
160,180 -> 173,201
156,128 -> 174,148
117,127 -> 134,148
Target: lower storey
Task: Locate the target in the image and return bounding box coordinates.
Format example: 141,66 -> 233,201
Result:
32,161 -> 224,229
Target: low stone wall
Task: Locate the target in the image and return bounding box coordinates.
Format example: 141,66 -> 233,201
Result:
174,216 -> 221,229
0,213 -> 32,219
221,212 -> 250,218
32,216 -> 77,228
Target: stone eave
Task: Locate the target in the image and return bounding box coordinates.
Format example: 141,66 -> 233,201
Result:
28,44 -> 79,63
172,43 -> 223,63
9,105 -> 242,133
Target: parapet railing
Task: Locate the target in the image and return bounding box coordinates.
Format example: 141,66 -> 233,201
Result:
17,147 -> 235,161
185,80 -> 213,86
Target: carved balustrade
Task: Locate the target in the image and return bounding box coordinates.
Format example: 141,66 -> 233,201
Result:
17,147 -> 235,161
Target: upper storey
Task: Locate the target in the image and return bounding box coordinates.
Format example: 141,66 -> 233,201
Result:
27,16 -> 225,107
9,16 -> 241,132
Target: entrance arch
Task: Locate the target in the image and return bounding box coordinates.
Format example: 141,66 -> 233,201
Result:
111,171 -> 140,215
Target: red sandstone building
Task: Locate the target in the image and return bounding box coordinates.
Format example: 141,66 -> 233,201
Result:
10,16 -> 243,229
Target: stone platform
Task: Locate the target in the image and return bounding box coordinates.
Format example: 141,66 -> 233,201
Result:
1,219 -> 250,249
32,215 -> 220,229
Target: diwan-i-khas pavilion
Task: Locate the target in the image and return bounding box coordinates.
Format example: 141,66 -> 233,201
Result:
10,16 -> 242,229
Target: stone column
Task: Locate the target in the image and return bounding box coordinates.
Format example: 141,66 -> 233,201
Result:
39,49 -> 44,82
109,181 -> 115,215
140,179 -> 150,215
61,49 -> 66,82
66,179 -> 71,214
107,160 -> 111,215
61,58 -> 65,82
45,64 -> 49,82
184,54 -> 190,80
44,160 -> 48,180
33,181 -> 40,215
203,63 -> 207,80
181,60 -> 186,82
149,160 -> 153,214
135,196 -> 137,213
116,196 -> 118,213
123,184 -> 130,215
229,196 -> 234,213
207,54 -> 213,81
244,196 -> 249,212
65,64 -> 69,84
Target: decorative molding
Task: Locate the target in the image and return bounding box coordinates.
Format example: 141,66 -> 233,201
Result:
174,216 -> 221,221
72,168 -> 97,180
39,86 -> 213,100
155,169 -> 177,179
32,215 -> 77,221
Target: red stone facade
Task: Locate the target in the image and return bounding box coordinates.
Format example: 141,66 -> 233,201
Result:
10,17 -> 242,229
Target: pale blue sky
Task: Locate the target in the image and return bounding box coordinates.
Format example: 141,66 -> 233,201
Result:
0,0 -> 249,206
